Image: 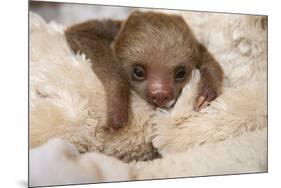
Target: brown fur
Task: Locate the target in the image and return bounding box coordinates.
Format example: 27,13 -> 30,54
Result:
65,11 -> 224,130
65,19 -> 128,130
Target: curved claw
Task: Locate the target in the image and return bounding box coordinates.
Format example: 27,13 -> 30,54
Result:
194,88 -> 217,112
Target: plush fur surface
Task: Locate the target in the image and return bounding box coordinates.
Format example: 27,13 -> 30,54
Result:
29,11 -> 267,184
29,129 -> 266,186
29,139 -> 133,187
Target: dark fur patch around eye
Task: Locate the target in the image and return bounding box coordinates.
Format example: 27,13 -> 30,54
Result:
175,66 -> 187,81
132,65 -> 146,81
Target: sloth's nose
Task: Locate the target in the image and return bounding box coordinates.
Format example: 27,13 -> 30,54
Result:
150,91 -> 172,107
146,79 -> 174,107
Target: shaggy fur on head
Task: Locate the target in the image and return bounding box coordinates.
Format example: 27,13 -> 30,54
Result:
29,10 -> 267,183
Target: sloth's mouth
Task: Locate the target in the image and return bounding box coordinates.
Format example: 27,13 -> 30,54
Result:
164,99 -> 176,108
153,98 -> 177,110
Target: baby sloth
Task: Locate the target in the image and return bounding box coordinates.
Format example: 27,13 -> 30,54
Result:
65,11 -> 223,130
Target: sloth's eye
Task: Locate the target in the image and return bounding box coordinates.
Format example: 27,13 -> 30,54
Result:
132,65 -> 146,81
175,67 -> 186,81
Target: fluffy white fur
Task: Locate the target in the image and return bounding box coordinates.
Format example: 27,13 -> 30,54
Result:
29,11 -> 267,185
29,139 -> 133,187
30,128 -> 266,186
